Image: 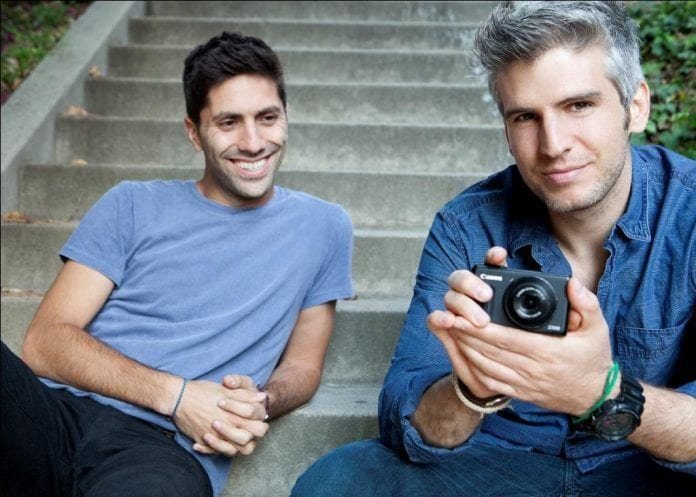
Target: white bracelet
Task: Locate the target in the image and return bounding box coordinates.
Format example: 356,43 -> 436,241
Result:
451,373 -> 511,417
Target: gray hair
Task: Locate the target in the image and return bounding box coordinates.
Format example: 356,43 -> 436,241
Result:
474,1 -> 644,114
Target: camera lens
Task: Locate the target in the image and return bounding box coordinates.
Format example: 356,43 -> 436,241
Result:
503,276 -> 557,330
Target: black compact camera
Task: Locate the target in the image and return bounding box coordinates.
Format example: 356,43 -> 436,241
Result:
472,265 -> 569,335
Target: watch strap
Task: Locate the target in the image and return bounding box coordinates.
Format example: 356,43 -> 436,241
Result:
575,373 -> 645,440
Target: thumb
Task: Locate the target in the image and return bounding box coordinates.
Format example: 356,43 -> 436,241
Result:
566,277 -> 603,331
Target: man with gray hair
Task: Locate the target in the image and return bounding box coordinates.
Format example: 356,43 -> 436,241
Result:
292,2 -> 695,495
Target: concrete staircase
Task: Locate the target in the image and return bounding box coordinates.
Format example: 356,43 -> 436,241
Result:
0,1 -> 507,495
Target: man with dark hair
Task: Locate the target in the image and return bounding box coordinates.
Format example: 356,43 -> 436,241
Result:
0,32 -> 353,497
292,2 -> 695,495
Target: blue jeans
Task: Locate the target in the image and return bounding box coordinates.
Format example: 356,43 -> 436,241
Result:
292,439 -> 695,497
0,342 -> 212,497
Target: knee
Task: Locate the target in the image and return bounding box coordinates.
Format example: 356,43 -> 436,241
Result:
292,439 -> 390,497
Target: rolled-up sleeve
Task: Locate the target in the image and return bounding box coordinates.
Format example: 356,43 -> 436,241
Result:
378,211 -> 480,462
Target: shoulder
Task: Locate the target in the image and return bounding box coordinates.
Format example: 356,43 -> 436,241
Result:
279,187 -> 352,226
438,166 -> 526,222
634,145 -> 696,188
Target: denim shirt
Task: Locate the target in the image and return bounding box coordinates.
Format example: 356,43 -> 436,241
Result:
379,145 -> 695,475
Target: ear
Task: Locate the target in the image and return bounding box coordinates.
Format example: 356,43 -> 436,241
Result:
184,116 -> 202,151
627,81 -> 651,133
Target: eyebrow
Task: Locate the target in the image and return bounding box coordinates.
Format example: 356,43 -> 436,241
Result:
503,91 -> 603,120
211,106 -> 284,122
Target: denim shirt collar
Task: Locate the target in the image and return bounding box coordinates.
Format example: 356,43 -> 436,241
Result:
507,146 -> 651,270
615,146 -> 651,242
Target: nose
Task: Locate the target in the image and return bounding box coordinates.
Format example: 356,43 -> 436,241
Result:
238,122 -> 264,155
539,115 -> 572,158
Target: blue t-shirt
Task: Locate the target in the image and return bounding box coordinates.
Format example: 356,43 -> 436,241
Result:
46,180 -> 354,495
379,145 -> 695,476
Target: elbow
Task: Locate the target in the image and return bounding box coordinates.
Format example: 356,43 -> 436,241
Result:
20,323 -> 49,374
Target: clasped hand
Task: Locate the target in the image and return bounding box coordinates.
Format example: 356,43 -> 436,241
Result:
427,247 -> 616,416
173,375 -> 269,457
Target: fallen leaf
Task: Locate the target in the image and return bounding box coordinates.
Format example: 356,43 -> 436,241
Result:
88,65 -> 103,78
2,211 -> 32,223
63,105 -> 88,117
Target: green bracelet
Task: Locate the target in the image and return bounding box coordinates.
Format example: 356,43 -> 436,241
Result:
572,361 -> 620,424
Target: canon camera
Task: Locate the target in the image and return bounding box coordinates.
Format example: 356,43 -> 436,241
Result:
472,265 -> 569,335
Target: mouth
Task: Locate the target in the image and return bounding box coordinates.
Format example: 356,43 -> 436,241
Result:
228,155 -> 272,179
542,164 -> 587,185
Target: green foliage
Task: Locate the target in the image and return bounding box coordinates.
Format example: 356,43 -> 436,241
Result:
627,1 -> 696,158
1,1 -> 90,104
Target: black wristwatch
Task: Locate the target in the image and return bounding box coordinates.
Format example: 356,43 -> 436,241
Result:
575,374 -> 645,442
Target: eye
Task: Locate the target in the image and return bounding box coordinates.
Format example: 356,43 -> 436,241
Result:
514,112 -> 536,123
571,101 -> 593,112
259,113 -> 279,125
218,119 -> 237,129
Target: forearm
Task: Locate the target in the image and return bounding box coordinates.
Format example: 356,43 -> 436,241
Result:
628,383 -> 696,463
22,321 -> 181,416
263,363 -> 322,419
411,375 -> 482,448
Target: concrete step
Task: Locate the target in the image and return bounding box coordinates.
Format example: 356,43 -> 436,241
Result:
18,164 -> 484,229
107,45 -> 482,84
227,383 -> 380,497
0,294 -> 406,386
54,116 -> 509,173
85,78 -> 498,125
1,222 -> 424,299
128,17 -> 480,51
147,1 -> 495,24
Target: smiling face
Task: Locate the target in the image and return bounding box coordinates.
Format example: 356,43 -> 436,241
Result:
498,45 -> 649,217
185,74 -> 288,208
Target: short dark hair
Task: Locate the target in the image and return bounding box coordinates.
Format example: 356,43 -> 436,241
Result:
183,32 -> 287,126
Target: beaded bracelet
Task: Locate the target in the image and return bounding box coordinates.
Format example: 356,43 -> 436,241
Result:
451,373 -> 511,418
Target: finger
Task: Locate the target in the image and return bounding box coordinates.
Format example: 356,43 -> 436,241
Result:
217,397 -> 266,420
457,331 -> 537,383
221,386 -> 267,405
447,271 -> 494,303
223,374 -> 257,390
427,309 -> 456,333
210,420 -> 255,446
444,289 -> 490,327
193,443 -> 217,455
235,439 -> 257,456
201,433 -> 241,457
459,343 -> 522,397
202,431 -> 257,457
222,418 -> 269,439
484,246 -> 508,267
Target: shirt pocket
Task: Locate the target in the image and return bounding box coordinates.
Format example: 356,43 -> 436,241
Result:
615,320 -> 687,385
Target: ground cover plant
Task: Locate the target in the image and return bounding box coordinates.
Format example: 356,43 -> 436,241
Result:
1,0 -> 90,104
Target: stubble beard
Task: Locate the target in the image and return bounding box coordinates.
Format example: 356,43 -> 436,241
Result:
213,145 -> 286,204
536,146 -> 629,215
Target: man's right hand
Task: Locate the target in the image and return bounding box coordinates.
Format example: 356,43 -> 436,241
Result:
426,246 -> 508,399
173,376 -> 268,457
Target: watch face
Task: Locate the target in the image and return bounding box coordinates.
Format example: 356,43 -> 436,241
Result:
596,412 -> 637,440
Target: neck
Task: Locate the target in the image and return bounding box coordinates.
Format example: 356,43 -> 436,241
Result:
549,161 -> 632,291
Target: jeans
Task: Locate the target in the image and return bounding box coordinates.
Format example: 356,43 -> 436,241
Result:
0,342 -> 212,497
292,439 -> 696,497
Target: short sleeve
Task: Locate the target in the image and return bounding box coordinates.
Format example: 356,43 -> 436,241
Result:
59,182 -> 135,286
302,205 -> 354,308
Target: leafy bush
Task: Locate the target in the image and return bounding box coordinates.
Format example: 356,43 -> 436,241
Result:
1,1 -> 90,104
628,1 -> 696,157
